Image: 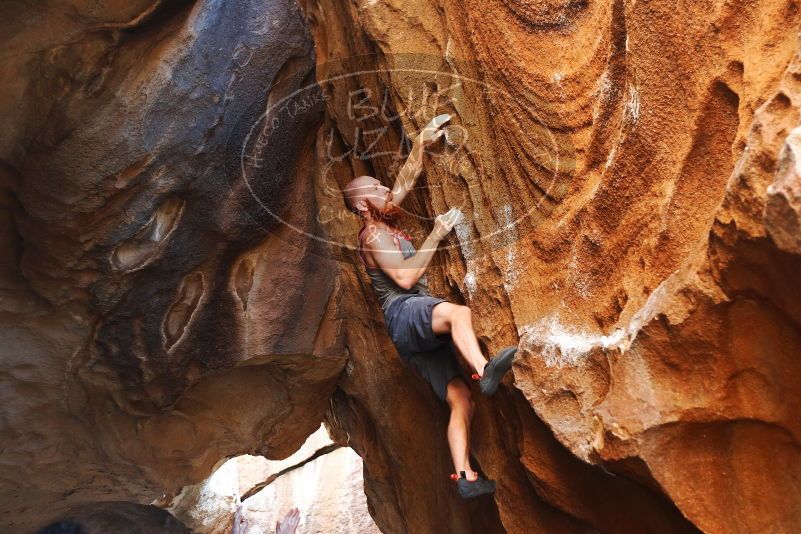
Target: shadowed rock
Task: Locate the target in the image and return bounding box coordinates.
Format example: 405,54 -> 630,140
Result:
4,0 -> 801,533
0,0 -> 342,531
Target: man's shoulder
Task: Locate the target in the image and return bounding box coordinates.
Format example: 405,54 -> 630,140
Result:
361,224 -> 397,247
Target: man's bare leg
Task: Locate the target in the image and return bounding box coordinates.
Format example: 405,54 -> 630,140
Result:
431,302 -> 488,376
445,378 -> 478,480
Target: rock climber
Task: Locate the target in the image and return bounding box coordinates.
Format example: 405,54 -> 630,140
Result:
342,114 -> 517,499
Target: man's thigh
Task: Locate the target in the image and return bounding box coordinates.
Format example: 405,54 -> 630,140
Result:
387,295 -> 449,354
431,301 -> 463,335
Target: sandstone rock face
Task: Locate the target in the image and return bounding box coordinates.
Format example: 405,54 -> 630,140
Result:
766,124 -> 801,253
4,0 -> 801,533
296,0 -> 801,532
1,1 -> 346,531
240,437 -> 380,534
165,425 -> 379,534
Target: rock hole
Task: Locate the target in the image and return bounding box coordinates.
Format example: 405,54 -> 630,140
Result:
234,257 -> 256,311
162,271 -> 205,354
111,196 -> 185,273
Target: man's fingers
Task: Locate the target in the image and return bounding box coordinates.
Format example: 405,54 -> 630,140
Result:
438,209 -> 456,225
420,114 -> 452,143
445,207 -> 463,227
431,113 -> 451,128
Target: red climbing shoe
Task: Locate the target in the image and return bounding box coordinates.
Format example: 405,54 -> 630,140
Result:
450,471 -> 496,499
471,346 -> 517,396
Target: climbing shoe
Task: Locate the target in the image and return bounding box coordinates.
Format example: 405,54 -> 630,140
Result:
471,346 -> 517,396
450,471 -> 496,499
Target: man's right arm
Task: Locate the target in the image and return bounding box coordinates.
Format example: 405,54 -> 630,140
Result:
365,229 -> 445,290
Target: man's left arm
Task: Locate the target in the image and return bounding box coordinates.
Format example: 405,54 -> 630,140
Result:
391,114 -> 450,206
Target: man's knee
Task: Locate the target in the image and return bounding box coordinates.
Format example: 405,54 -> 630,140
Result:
457,396 -> 475,417
432,302 -> 470,334
446,378 -> 473,413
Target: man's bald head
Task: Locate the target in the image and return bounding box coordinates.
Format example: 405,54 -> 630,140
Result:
343,175 -> 378,215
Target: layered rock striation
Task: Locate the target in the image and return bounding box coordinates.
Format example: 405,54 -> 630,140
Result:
3,0 -> 801,533
1,0 -> 345,531
299,0 -> 801,532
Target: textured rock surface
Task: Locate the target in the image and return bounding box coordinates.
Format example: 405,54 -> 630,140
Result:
298,0 -> 801,532
0,1 -> 346,531
4,0 -> 801,533
37,502 -> 191,534
165,425 -> 379,533
241,434 -> 380,534
766,124 -> 801,253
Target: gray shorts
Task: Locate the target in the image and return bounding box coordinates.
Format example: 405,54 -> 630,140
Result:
385,295 -> 465,402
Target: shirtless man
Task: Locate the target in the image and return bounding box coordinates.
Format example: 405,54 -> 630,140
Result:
342,114 -> 517,499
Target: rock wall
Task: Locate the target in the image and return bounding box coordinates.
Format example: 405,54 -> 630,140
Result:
0,1 -> 346,531
3,0 -> 801,533
36,503 -> 191,534
297,0 -> 801,532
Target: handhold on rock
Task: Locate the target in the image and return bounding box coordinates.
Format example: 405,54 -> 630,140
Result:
443,124 -> 467,147
418,114 -> 451,145
765,125 -> 801,254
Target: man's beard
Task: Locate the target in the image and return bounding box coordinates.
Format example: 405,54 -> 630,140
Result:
367,200 -> 401,223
